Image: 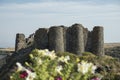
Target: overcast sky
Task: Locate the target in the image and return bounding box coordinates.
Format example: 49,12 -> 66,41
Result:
0,0 -> 120,48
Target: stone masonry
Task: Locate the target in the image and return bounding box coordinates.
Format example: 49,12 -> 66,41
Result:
15,23 -> 104,56
15,33 -> 26,51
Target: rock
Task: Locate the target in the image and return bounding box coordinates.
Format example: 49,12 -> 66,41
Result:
105,46 -> 120,60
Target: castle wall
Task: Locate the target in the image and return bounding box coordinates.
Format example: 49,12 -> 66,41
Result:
15,24 -> 104,56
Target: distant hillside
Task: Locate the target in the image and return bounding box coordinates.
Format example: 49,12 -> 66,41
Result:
104,43 -> 120,60
0,43 -> 120,53
104,43 -> 120,48
0,48 -> 14,52
0,43 -> 120,58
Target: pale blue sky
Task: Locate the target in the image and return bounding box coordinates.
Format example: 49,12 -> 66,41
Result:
0,0 -> 120,48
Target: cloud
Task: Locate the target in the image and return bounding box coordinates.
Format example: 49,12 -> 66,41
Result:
0,1 -> 119,25
0,1 -> 120,29
0,0 -> 120,4
0,1 -> 119,16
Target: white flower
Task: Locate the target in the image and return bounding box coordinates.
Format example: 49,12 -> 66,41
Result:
15,62 -> 36,80
37,49 -> 56,59
87,62 -> 97,74
77,61 -> 97,75
26,69 -> 36,80
37,49 -> 46,55
77,63 -> 89,74
16,62 -> 26,72
64,56 -> 70,63
34,57 -> 42,65
55,65 -> 63,74
91,65 -> 97,74
44,49 -> 50,55
58,55 -> 70,64
44,49 -> 56,59
37,59 -> 42,65
48,53 -> 57,60
43,49 -> 51,56
58,56 -> 64,62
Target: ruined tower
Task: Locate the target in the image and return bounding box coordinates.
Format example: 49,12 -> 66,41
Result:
92,26 -> 104,56
66,24 -> 84,55
49,26 -> 64,52
15,33 -> 26,52
34,28 -> 48,49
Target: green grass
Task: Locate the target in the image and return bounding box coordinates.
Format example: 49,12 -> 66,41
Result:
57,52 -> 120,80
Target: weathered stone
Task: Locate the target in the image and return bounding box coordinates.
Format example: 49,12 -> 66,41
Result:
92,26 -> 104,56
85,31 -> 92,52
48,26 -> 64,52
62,26 -> 68,51
0,46 -> 33,80
15,33 -> 26,52
26,33 -> 34,47
34,28 -> 48,49
66,24 -> 84,55
83,28 -> 89,50
14,24 -> 104,56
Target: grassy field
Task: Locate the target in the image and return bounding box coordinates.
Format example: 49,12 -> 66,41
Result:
0,48 -> 15,52
104,43 -> 120,48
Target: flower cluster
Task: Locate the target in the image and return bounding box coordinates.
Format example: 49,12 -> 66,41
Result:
10,49 -> 102,80
10,62 -> 36,80
77,61 -> 97,74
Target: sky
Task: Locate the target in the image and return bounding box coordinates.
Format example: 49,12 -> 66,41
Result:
0,0 -> 120,48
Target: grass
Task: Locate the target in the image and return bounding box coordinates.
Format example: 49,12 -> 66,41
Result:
57,51 -> 120,80
3,49 -> 120,80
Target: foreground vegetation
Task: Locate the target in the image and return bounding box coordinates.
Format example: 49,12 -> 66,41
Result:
58,51 -> 120,80
10,49 -> 120,80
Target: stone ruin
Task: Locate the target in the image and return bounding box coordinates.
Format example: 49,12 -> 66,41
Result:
15,23 -> 104,56
0,23 -> 104,79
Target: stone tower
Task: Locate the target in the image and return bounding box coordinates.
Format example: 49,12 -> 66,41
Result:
48,26 -> 64,52
15,33 -> 26,52
92,26 -> 104,56
66,24 -> 84,55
